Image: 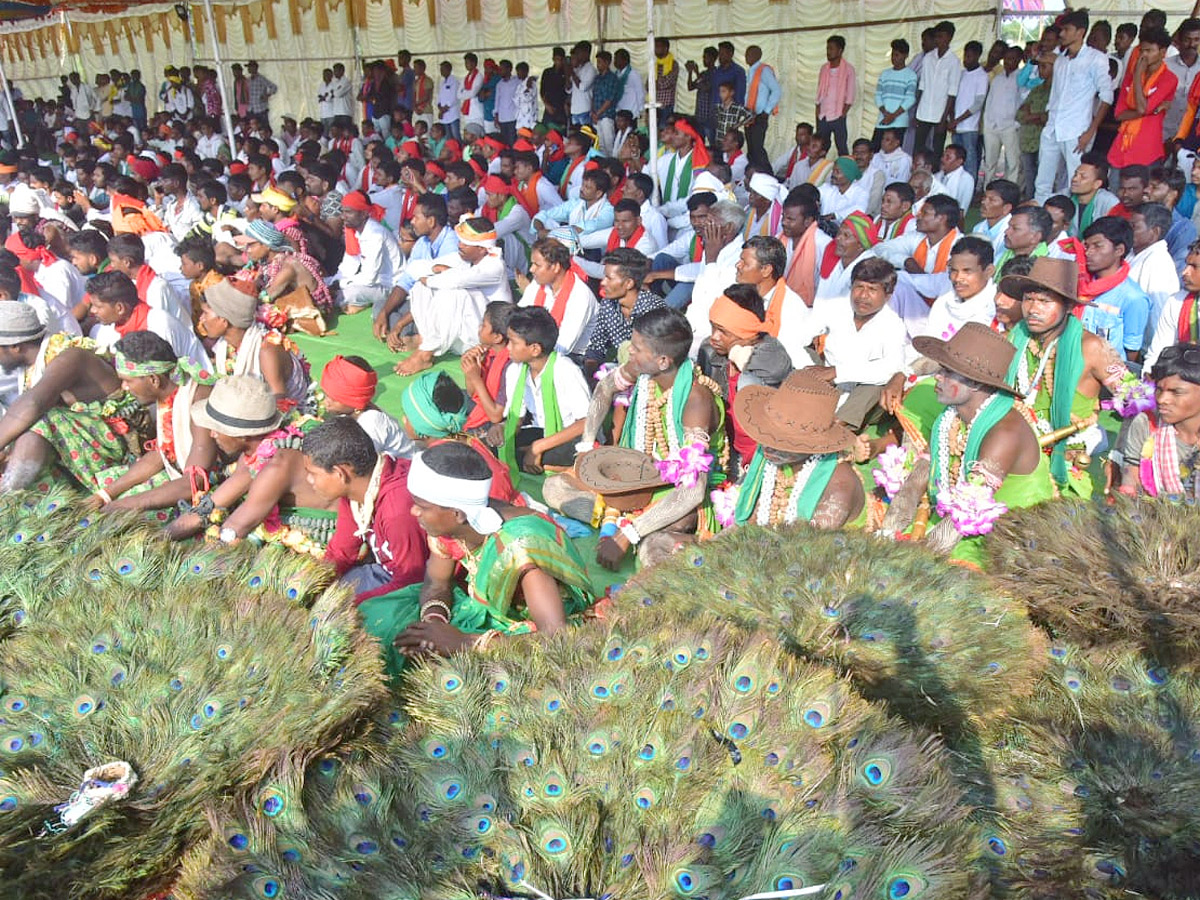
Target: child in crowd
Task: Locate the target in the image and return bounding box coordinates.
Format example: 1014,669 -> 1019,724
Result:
461,300 -> 514,435
319,354 -> 412,458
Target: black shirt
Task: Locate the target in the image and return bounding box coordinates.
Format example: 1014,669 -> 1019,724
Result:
540,67 -> 569,120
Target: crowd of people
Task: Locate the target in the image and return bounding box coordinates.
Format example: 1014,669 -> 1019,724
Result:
0,6 -> 1199,667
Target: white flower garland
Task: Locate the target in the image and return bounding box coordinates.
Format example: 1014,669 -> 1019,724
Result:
755,456 -> 823,526
933,394 -> 1004,494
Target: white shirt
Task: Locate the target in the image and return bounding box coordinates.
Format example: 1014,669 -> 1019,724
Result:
424,250 -> 512,306
639,200 -> 669,250
983,69 -> 1022,132
494,76 -> 520,122
937,166 -> 974,215
919,282 -> 998,352
317,79 -> 337,120
330,75 -> 354,118
438,76 -> 461,123
916,49 -> 962,124
356,408 -> 413,459
1129,240 -> 1181,335
816,249 -> 878,301
458,69 -> 486,123
569,62 -> 597,116
616,66 -> 645,116
35,260 -> 86,330
1046,46 -> 1115,142
518,274 -> 598,357
819,180 -> 871,223
195,134 -> 227,160
1165,53 -> 1200,139
370,183 -> 404,234
953,66 -> 989,131
90,307 -> 210,371
874,148 -> 912,184
503,353 -> 592,429
1147,289 -> 1191,368
803,294 -> 909,387
577,227 -> 658,278
685,237 -> 746,356
337,218 -> 403,289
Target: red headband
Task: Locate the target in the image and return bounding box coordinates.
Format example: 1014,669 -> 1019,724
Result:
673,121 -> 711,168
426,162 -> 446,179
481,174 -> 511,194
468,158 -> 487,179
401,140 -> 422,158
341,190 -> 385,220
480,136 -> 506,153
320,355 -> 378,410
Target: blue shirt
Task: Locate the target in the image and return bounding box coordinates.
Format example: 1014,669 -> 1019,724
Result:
1081,277 -> 1151,359
396,225 -> 460,293
710,62 -> 746,107
1179,183 -> 1198,220
745,62 -> 782,115
480,74 -> 501,121
1167,207 -> 1197,274
875,66 -> 919,128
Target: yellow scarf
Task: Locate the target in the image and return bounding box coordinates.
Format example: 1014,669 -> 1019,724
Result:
656,52 -> 675,78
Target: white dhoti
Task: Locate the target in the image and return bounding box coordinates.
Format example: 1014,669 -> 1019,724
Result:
410,282 -> 486,356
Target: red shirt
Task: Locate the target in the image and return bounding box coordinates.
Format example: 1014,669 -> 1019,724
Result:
1108,63 -> 1178,167
324,456 -> 428,603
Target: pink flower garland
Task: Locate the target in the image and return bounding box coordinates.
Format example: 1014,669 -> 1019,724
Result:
595,362 -> 633,407
1102,374 -> 1156,418
935,478 -> 1008,537
873,445 -> 913,499
655,441 -> 714,490
710,482 -> 740,529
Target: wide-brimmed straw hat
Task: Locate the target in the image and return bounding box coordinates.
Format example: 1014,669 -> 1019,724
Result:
912,322 -> 1019,395
191,375 -> 282,437
997,256 -> 1088,306
572,446 -> 667,511
735,369 -> 855,455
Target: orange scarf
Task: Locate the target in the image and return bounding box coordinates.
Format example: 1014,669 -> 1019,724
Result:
807,158 -> 833,185
761,279 -> 788,338
1115,61 -> 1170,155
559,155 -> 585,198
515,172 -> 542,217
913,229 -> 959,273
606,224 -> 645,253
533,270 -> 576,324
784,223 -> 819,306
746,63 -> 779,115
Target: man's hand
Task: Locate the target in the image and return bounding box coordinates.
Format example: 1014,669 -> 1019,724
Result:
1075,129 -> 1096,154
460,346 -> 485,382
372,313 -> 390,341
596,533 -> 630,570
522,446 -> 544,475
394,619 -> 473,657
903,258 -> 924,274
880,372 -> 906,415
484,422 -> 505,447
806,365 -> 838,383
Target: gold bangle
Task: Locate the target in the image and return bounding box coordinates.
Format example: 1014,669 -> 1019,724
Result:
421,599 -> 452,622
473,629 -> 500,651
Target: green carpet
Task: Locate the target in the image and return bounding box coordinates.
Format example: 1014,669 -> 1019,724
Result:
291,312 -> 637,594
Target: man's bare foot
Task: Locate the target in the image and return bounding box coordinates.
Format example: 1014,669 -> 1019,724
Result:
394,349 -> 435,376
391,335 -> 422,353
342,304 -> 371,316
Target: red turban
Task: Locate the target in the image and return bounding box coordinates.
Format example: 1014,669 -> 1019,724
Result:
320,355 -> 378,410
673,120 -> 711,168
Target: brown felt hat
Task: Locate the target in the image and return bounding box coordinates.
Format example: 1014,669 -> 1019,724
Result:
571,446 -> 668,511
734,369 -> 855,455
911,322 -> 1019,395
997,256 -> 1089,307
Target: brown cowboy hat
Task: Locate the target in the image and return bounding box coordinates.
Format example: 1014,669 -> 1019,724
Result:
912,322 -> 1019,395
572,446 -> 668,511
997,256 -> 1091,307
735,369 -> 855,455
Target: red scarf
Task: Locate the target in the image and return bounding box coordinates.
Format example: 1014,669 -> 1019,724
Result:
465,346 -> 510,429
1076,259 -> 1132,310
515,173 -> 542,217
727,150 -> 743,171
344,226 -> 362,256
1178,293 -> 1200,342
610,181 -> 625,203
400,189 -> 417,224
533,270 -> 576,324
360,167 -> 372,193
115,302 -> 152,336
14,265 -> 38,296
606,224 -> 645,253
784,146 -> 806,179
134,265 -> 157,304
559,155 -> 585,198
819,241 -> 840,278
878,211 -> 914,241
461,69 -> 479,115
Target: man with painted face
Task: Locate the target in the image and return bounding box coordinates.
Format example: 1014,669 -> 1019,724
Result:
998,256 -> 1129,495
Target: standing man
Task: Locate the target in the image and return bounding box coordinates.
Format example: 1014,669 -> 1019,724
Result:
686,47 -> 719,147
913,21 -> 961,158
1107,27 -> 1176,171
396,49 -> 416,121
815,35 -> 855,157
1164,19 -> 1200,145
744,45 -> 782,170
540,47 -> 570,130
245,61 -> 277,130
330,63 -> 354,126
1034,8 -> 1114,203
982,45 -> 1023,185
493,59 -> 520,146
948,41 -> 989,191
874,39 -> 918,146
67,72 -> 98,132
655,38 -> 679,119
458,53 -> 486,136
317,69 -> 336,130
412,58 -> 434,130
437,60 -> 461,142
569,42 -> 597,128
614,49 -> 645,126
591,51 -> 620,155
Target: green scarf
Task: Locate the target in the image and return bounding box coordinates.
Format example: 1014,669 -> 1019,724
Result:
620,359 -> 697,451
992,242 -> 1047,283
734,448 -> 839,525
1075,192 -> 1102,234
501,352 -> 563,480
1005,317 -> 1085,485
401,371 -> 469,438
663,149 -> 692,201
928,394 -> 1014,498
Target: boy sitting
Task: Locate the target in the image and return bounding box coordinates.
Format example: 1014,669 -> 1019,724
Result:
319,354 -> 412,458
461,300 -> 515,435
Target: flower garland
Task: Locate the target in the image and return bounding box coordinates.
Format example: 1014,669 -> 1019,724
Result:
1103,372 -> 1156,418
654,441 -> 713,489
710,482 -> 740,528
1014,336 -> 1056,404
754,456 -> 823,527
155,388 -> 179,467
595,362 -> 632,407
932,395 -> 1005,495
873,444 -> 914,499
242,425 -> 304,476
935,477 -> 1008,536
350,455 -> 386,538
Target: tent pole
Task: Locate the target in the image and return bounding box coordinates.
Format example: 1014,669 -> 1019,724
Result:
201,0 -> 238,154
0,50 -> 24,149
645,0 -> 658,199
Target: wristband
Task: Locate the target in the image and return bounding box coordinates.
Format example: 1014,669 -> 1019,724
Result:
95,488 -> 113,505
422,599 -> 452,622
618,520 -> 641,547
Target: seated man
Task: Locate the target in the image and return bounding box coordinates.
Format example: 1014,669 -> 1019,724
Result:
88,270 -> 210,370
167,375 -> 337,551
803,256 -> 910,433
875,181 -> 917,241
96,331 -> 219,514
1147,243 -> 1200,368
319,355 -> 411,458
645,191 -> 719,310
1119,342 -> 1200,500
517,236 -> 597,360
876,193 -> 963,303
377,192 -> 460,344
583,248 -> 665,377
971,179 -> 1019,256
395,217 -> 513,376
921,235 -> 999,345
1126,203 -> 1180,333
698,284 -> 794,471
732,368 -> 864,529
462,300 -> 515,434
813,211 -> 880,301
900,321 -> 1054,566
543,307 -> 725,568
200,278 -> 310,406
577,197 -> 658,277
494,306 -> 591,476
337,189 -> 403,316
106,232 -> 189,321
0,301 -> 149,493
993,205 -> 1052,277
302,416 -> 427,604
998,257 -> 1129,495
387,441 -> 596,669
533,168 -> 615,241
1078,215 -> 1150,363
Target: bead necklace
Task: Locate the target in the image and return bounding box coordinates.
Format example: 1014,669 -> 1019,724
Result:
755,456 -> 822,526
1015,335 -> 1057,404
934,395 -> 1004,494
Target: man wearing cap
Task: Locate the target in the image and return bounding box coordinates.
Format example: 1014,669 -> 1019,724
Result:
999,256 -> 1130,495
884,323 -> 1053,564
251,185 -> 298,226
87,270 -> 209,372
200,278 -> 310,406
337,189 -> 404,317
395,217 -> 512,377
732,369 -> 864,529
818,158 -> 870,223
93,331 -> 219,515
302,417 -> 427,618
167,375 -> 336,551
544,307 -> 725,569
0,301 -> 148,494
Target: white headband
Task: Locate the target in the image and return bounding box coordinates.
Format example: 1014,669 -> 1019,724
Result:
408,452 -> 503,535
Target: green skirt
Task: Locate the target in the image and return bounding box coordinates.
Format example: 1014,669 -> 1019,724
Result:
358,585 -> 489,680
